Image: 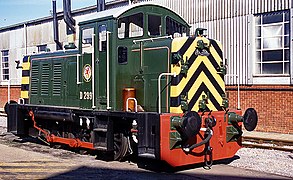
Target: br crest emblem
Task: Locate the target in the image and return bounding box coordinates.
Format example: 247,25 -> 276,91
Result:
83,64 -> 92,82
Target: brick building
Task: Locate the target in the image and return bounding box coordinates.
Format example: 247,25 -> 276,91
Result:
0,0 -> 292,133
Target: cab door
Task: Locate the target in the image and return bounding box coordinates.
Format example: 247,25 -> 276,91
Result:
95,21 -> 112,110
80,24 -> 96,109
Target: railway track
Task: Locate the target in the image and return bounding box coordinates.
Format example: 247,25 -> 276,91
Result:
242,136 -> 293,152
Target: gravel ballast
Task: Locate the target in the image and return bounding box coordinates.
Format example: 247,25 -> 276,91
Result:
229,148 -> 293,178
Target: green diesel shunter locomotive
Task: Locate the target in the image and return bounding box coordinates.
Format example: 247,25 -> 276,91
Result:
6,3 -> 257,167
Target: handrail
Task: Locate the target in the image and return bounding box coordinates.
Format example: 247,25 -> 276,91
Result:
158,72 -> 176,114
92,34 -> 96,109
18,98 -> 24,104
106,31 -> 111,110
76,54 -> 81,85
133,35 -> 172,44
126,98 -> 138,112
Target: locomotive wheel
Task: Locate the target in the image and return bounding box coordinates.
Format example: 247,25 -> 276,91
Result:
243,108 -> 258,131
113,133 -> 128,161
182,111 -> 202,139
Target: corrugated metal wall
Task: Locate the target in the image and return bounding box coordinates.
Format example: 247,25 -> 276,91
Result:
144,0 -> 292,84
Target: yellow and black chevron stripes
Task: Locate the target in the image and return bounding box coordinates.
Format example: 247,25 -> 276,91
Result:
20,56 -> 30,104
170,37 -> 225,113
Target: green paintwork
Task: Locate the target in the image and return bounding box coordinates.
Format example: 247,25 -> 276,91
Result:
226,126 -> 240,142
30,50 -> 80,107
29,4 -> 190,112
227,112 -> 243,124
169,131 -> 182,149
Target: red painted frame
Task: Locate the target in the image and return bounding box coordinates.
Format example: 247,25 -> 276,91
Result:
160,110 -> 242,167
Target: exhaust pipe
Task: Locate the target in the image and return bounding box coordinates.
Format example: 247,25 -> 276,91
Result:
63,0 -> 76,49
52,0 -> 62,50
97,0 -> 105,12
63,0 -> 75,33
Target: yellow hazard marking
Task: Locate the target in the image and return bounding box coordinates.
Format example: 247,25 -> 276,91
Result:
22,62 -> 30,71
169,107 -> 181,113
21,91 -> 29,99
191,91 -> 217,112
170,55 -> 224,97
170,36 -> 225,113
171,37 -> 188,52
209,45 -> 222,64
187,72 -> 222,110
0,168 -> 70,173
21,77 -> 30,84
0,162 -> 70,167
0,161 -> 77,180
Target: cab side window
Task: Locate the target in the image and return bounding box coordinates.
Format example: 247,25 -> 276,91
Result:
166,17 -> 187,37
118,46 -> 128,64
148,14 -> 161,36
99,25 -> 107,51
118,13 -> 144,39
82,27 -> 94,54
82,28 -> 94,45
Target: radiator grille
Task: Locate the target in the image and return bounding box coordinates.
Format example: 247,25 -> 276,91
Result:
41,64 -> 50,96
53,63 -> 62,96
31,64 -> 39,95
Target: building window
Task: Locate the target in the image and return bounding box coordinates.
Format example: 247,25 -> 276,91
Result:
255,11 -> 290,75
1,50 -> 9,80
37,44 -> 48,53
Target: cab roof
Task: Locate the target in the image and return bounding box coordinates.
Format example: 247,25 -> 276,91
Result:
79,2 -> 189,26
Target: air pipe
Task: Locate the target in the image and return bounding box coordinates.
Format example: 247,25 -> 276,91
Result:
97,0 -> 105,12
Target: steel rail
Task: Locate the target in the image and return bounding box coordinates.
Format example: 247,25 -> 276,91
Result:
242,136 -> 293,152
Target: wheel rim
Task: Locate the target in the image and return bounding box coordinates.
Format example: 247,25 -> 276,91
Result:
113,133 -> 128,161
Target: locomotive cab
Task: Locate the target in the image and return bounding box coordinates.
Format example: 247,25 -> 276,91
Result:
77,3 -> 190,112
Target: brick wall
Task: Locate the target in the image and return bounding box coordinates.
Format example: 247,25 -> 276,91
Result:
1,85 -> 292,134
0,86 -> 21,109
226,85 -> 293,134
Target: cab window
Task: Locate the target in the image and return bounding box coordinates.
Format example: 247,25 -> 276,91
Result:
82,28 -> 94,45
166,17 -> 187,37
99,25 -> 107,51
118,13 -> 144,39
148,14 -> 161,36
82,27 -> 94,54
118,46 -> 128,64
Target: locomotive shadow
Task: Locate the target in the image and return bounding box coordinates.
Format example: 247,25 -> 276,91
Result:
11,135 -> 242,173
46,165 -> 281,180
136,155 -> 240,173
12,135 -> 49,146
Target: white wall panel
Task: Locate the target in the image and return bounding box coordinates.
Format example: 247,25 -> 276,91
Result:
1,0 -> 292,85
148,0 -> 291,84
